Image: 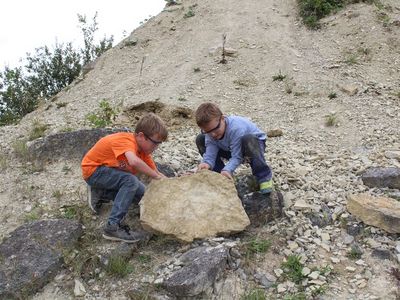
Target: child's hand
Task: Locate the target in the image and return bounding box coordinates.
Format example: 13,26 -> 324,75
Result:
197,163 -> 210,171
221,170 -> 233,180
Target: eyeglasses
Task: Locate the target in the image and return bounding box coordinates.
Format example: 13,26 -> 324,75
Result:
201,117 -> 222,134
144,133 -> 163,145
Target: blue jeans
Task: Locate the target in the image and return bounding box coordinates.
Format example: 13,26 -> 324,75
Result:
86,166 -> 145,225
195,133 -> 272,183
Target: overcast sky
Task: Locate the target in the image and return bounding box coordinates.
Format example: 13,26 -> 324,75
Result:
0,0 -> 165,69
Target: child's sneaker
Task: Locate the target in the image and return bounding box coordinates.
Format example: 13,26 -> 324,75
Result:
102,223 -> 145,243
87,185 -> 103,214
259,180 -> 274,194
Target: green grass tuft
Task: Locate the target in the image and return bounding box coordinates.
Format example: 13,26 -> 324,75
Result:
281,255 -> 305,284
106,255 -> 134,278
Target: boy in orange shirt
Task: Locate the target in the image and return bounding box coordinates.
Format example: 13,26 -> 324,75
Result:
81,113 -> 167,243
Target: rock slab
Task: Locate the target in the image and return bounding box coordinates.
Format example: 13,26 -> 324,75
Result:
347,193 -> 400,233
162,246 -> 228,297
27,128 -> 120,162
361,167 -> 400,189
0,219 -> 83,299
242,191 -> 284,226
140,170 -> 250,242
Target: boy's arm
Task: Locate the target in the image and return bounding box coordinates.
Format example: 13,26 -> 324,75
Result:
201,141 -> 219,170
222,131 -> 244,175
125,151 -> 163,179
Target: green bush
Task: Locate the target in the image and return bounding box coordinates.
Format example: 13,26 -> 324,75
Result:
298,0 -> 344,28
86,100 -> 118,128
0,13 -> 113,126
298,0 -> 382,28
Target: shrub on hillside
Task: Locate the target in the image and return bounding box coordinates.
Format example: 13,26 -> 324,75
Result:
298,0 -> 381,29
0,13 -> 113,126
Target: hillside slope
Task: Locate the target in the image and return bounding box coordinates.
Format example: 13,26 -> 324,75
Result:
0,0 -> 400,299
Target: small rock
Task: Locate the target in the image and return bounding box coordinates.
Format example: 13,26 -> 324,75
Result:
371,248 -> 394,260
346,266 -> 356,272
385,150 -> 400,161
302,267 -> 311,276
74,279 -> 86,297
330,257 -> 340,264
274,268 -> 284,277
277,283 -> 286,293
342,233 -> 355,245
321,232 -> 330,242
267,129 -> 283,138
355,259 -> 365,266
308,271 -> 319,280
288,241 -> 299,251
321,243 -> 331,252
339,84 -> 359,96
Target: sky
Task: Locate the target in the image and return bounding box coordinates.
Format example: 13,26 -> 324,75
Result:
0,0 -> 165,69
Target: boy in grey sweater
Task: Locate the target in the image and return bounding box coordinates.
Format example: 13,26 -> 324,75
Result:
195,102 -> 273,193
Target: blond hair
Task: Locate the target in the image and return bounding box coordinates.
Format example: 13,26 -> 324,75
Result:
135,113 -> 168,140
195,102 -> 223,127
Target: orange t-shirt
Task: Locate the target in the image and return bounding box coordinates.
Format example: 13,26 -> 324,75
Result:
81,132 -> 156,180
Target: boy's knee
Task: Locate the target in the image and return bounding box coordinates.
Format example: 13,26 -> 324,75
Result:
241,134 -> 258,148
241,134 -> 261,157
121,174 -> 140,190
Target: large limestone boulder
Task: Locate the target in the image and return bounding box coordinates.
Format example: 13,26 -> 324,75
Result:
347,193 -> 400,233
140,170 -> 250,242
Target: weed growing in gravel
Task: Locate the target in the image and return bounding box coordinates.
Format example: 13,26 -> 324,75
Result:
24,205 -> 42,222
137,254 -> 152,264
376,11 -> 390,26
165,0 -> 178,6
86,99 -> 118,128
272,70 -> 286,81
325,113 -> 338,127
0,154 -> 7,170
311,285 -> 328,297
12,139 -> 29,161
52,190 -> 63,200
56,102 -> 67,108
344,53 -> 358,65
29,120 -> 48,140
61,205 -> 79,219
184,5 -> 196,18
106,255 -> 134,278
281,255 -> 305,284
177,96 -> 187,101
283,292 -> 307,300
328,92 -> 337,99
247,238 -> 272,254
62,165 -> 72,174
347,247 -> 362,260
59,126 -> 73,133
242,288 -> 266,300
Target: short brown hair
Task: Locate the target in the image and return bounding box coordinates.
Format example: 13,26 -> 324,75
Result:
195,102 -> 223,127
135,113 -> 168,140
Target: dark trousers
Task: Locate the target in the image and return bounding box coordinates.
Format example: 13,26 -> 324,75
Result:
195,133 -> 272,183
86,166 -> 145,225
